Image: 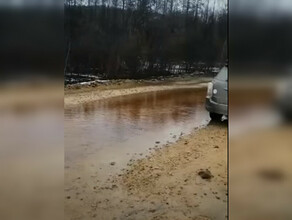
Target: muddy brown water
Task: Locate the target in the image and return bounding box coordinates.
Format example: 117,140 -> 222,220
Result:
65,87 -> 208,177
65,87 -> 210,218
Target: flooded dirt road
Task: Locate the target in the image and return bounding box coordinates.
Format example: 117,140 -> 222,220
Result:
65,86 -> 227,220
65,87 -> 209,178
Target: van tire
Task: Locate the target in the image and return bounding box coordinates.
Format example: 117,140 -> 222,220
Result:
209,112 -> 222,121
282,110 -> 292,122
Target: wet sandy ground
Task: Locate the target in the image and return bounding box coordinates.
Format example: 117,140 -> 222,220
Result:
65,124 -> 227,220
65,84 -> 227,220
64,79 -> 210,107
230,124 -> 292,220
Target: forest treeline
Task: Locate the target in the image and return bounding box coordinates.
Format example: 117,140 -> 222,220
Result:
65,0 -> 227,79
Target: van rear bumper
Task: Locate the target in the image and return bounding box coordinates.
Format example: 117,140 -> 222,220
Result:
205,98 -> 228,115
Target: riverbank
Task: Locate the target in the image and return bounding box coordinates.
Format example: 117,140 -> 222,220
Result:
64,76 -> 212,107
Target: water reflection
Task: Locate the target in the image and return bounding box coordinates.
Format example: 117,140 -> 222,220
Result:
65,88 -> 209,165
66,88 -> 206,123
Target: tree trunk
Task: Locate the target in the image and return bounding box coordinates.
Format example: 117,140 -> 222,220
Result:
64,40 -> 71,74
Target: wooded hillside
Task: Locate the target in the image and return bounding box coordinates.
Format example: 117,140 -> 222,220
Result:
64,0 -> 227,79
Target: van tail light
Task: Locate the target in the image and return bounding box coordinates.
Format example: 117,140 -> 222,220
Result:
206,82 -> 213,98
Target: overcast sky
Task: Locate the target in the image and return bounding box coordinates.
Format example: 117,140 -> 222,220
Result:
230,0 -> 292,15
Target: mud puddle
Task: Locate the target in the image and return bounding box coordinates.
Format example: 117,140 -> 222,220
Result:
65,88 -> 209,177
65,87 -> 213,219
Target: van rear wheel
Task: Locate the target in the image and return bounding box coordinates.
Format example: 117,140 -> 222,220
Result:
209,112 -> 222,121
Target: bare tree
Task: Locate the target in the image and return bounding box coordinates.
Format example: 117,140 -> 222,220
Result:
64,0 -> 228,79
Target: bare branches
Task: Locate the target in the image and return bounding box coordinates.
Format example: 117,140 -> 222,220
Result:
64,0 -> 227,78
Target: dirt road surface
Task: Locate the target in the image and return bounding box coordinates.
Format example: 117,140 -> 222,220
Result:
64,78 -> 211,107
65,122 -> 227,220
65,80 -> 227,220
